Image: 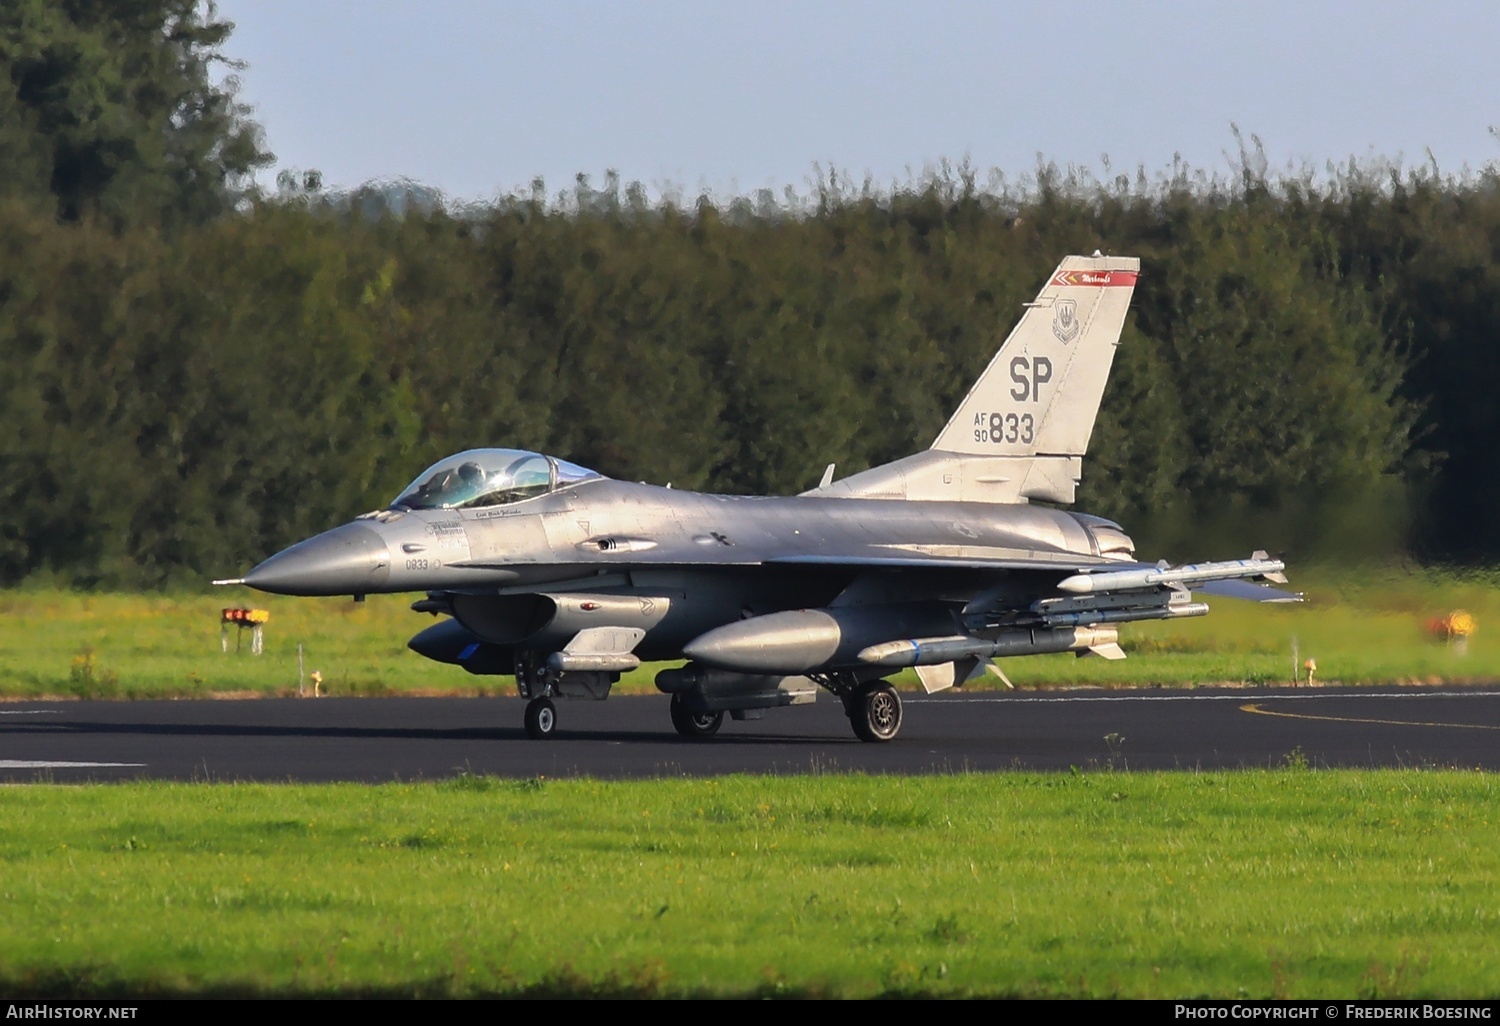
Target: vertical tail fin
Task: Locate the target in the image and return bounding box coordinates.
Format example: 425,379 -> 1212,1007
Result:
931,254 -> 1139,460
814,254 -> 1139,504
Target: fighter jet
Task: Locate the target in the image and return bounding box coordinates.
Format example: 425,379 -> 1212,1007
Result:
217,254 -> 1296,742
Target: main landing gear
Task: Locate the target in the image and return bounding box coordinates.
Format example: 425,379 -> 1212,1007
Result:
669,694 -> 724,737
846,682 -> 903,743
523,697 -> 557,739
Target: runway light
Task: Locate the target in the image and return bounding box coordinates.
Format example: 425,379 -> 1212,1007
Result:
1427,610 -> 1476,654
220,608 -> 269,655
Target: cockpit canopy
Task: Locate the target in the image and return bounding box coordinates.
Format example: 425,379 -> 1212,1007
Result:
390,449 -> 601,511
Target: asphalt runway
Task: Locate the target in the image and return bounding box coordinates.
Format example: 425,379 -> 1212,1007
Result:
3,684 -> 1497,782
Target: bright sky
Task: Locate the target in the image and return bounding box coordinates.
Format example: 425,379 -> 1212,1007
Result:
219,0 -> 1500,203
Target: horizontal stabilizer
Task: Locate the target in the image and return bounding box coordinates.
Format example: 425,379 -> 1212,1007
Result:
1197,578 -> 1303,603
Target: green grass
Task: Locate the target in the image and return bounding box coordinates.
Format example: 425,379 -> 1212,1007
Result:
995,565 -> 1500,688
6,571 -> 1494,998
0,589 -> 457,699
0,771 -> 1495,997
2,565 -> 1498,699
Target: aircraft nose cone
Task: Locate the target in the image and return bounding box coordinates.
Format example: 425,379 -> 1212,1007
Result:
242,523 -> 392,596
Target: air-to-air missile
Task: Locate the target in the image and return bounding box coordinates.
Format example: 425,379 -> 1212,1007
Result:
1055,553 -> 1288,595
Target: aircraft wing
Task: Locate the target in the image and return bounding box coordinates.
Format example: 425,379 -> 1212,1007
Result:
452,540 -> 1116,574
767,551 -> 1299,603
763,552 -> 1108,572
456,548 -> 1299,602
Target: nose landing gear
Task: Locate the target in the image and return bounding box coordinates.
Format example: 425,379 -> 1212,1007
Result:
515,651 -> 618,739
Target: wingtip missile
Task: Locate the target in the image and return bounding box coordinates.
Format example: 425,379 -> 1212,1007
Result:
1251,550 -> 1289,584
1056,556 -> 1287,595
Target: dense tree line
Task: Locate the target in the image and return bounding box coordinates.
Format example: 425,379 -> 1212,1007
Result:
3,6 -> 1498,588
0,0 -> 269,226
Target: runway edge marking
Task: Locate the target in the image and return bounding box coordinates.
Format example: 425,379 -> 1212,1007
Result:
1240,702 -> 1500,731
926,689 -> 1500,704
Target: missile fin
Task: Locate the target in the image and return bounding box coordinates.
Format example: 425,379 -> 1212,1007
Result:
986,661 -> 1017,689
914,663 -> 957,694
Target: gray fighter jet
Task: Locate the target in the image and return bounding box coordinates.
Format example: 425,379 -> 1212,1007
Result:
217,254 -> 1295,741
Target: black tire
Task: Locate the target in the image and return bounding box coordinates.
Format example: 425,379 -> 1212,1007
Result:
849,683 -> 902,743
524,697 -> 557,739
669,695 -> 724,737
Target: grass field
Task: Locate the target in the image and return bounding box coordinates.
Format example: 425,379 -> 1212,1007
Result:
4,572 -> 1497,999
1,566 -> 1497,699
0,771 -> 1494,998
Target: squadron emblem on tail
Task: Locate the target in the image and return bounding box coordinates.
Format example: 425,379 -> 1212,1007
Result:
1052,298 -> 1080,343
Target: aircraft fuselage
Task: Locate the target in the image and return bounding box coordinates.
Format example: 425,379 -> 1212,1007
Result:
243,477 -> 1125,601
